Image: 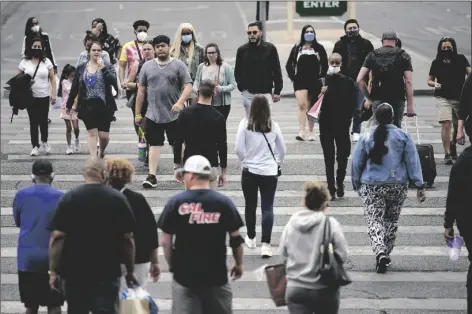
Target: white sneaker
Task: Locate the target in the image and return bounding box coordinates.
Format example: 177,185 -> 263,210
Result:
97,139 -> 100,148
244,235 -> 256,249
74,139 -> 80,152
295,131 -> 305,141
261,243 -> 273,258
352,133 -> 360,142
307,132 -> 315,141
66,146 -> 73,155
30,147 -> 40,156
42,142 -> 51,155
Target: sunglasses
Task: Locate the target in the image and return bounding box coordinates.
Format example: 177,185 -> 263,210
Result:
247,31 -> 258,35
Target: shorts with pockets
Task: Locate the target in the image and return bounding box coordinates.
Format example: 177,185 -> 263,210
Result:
436,97 -> 459,123
18,271 -> 65,308
145,118 -> 176,146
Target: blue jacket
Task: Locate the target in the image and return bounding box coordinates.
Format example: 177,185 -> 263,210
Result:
351,124 -> 424,190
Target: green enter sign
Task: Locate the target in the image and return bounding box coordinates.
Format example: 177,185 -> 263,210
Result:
296,1 -> 348,17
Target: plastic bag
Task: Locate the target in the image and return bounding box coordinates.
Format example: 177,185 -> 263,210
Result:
53,96 -> 62,109
254,264 -> 269,281
119,287 -> 158,314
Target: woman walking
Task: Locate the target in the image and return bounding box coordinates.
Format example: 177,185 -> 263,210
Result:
19,37 -> 56,156
58,64 -> 80,154
170,23 -> 205,105
22,17 -> 57,72
351,103 -> 426,273
280,181 -> 348,314
193,43 -> 237,120
105,158 -> 160,292
285,25 -> 328,141
91,18 -> 122,64
235,95 -> 286,258
66,41 -> 118,157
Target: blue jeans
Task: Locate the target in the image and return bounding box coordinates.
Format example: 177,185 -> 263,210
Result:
351,85 -> 367,134
241,169 -> 278,244
64,277 -> 120,314
372,100 -> 406,128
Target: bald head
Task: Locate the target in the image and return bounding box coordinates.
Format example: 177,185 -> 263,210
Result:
327,53 -> 342,74
83,157 -> 108,183
329,53 -> 342,63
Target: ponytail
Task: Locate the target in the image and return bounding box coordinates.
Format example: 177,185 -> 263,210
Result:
368,124 -> 389,164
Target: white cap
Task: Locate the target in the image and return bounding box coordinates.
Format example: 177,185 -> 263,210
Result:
180,155 -> 212,175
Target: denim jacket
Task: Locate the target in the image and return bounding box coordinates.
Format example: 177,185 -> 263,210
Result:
351,124 -> 424,190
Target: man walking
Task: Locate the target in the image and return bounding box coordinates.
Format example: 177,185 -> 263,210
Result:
158,155 -> 245,314
48,157 -> 138,314
174,79 -> 227,189
14,160 -> 64,314
332,19 -> 374,141
234,21 -> 283,117
357,31 -> 415,127
135,35 -> 193,188
457,73 -> 472,145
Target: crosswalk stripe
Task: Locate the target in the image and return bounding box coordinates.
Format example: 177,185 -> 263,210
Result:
1,206 -> 445,216
0,271 -> 466,284
0,225 -> 447,235
4,153 -> 451,161
1,246 -> 465,257
0,298 -> 466,312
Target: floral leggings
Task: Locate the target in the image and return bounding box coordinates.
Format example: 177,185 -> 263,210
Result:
359,184 -> 408,256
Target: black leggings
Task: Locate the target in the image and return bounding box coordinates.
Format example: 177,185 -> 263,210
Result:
214,105 -> 231,120
26,97 -> 50,148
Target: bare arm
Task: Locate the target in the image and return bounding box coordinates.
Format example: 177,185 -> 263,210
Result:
49,68 -> 56,97
123,232 -> 135,273
119,61 -> 127,86
135,85 -> 147,116
230,230 -> 243,267
404,70 -> 414,109
161,232 -> 173,267
126,63 -> 139,90
177,83 -> 193,106
356,67 -> 371,99
49,230 -> 66,272
427,75 -> 436,87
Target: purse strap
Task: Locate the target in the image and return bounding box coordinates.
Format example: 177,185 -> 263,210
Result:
134,40 -> 143,61
32,60 -> 41,80
261,130 -> 277,164
320,215 -> 332,266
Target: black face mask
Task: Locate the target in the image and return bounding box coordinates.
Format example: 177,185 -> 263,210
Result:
346,30 -> 359,37
441,49 -> 453,58
31,49 -> 42,57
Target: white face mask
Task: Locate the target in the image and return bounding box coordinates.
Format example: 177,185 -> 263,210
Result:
31,25 -> 40,33
136,31 -> 147,42
327,66 -> 341,75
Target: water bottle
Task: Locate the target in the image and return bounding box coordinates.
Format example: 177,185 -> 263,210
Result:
137,141 -> 146,162
447,236 -> 464,261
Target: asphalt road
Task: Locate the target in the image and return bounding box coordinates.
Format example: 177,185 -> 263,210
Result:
0,95 -> 468,313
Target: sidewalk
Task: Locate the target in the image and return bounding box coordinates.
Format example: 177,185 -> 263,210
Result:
267,26 -> 434,97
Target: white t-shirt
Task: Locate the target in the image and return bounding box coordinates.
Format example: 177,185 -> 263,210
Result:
18,58 -> 53,98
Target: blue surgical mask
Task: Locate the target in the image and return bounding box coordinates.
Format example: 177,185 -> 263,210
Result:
182,34 -> 193,44
304,32 -> 315,42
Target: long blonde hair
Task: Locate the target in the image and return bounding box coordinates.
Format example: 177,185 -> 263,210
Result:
170,23 -> 198,63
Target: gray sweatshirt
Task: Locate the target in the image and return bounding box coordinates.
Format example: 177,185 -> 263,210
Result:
279,210 -> 349,290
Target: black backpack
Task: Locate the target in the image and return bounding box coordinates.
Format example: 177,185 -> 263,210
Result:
371,48 -> 405,97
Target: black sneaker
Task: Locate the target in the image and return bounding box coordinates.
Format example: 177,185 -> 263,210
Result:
444,153 -> 453,165
143,174 -> 157,188
329,189 -> 336,201
376,253 -> 389,274
450,144 -> 457,160
336,183 -> 345,198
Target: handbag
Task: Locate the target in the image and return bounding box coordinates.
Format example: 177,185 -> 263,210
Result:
318,216 -> 352,288
126,92 -> 137,108
261,131 -> 281,177
264,264 -> 287,306
306,94 -> 324,122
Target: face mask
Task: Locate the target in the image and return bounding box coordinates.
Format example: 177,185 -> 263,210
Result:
441,49 -> 453,58
182,34 -> 193,44
327,66 -> 341,75
346,30 -> 359,37
31,25 -> 40,33
304,33 -> 315,42
31,49 -> 42,57
136,31 -> 147,42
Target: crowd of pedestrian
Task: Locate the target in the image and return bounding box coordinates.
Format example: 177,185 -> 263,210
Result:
8,13 -> 472,314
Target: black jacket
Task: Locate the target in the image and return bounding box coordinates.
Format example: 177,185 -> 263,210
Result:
319,73 -> 357,124
285,42 -> 328,82
121,188 -> 159,264
66,62 -> 118,113
444,145 -> 472,237
234,41 -> 283,95
459,73 -> 472,137
332,35 -> 374,79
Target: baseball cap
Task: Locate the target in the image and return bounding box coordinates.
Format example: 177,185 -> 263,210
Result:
382,31 -> 397,41
32,159 -> 54,176
178,155 -> 212,175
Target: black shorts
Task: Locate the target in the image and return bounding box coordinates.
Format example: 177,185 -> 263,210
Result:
145,118 -> 176,147
18,271 -> 65,308
79,98 -> 113,132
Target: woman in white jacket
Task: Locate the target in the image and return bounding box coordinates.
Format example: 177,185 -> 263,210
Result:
279,181 -> 349,314
235,95 -> 286,258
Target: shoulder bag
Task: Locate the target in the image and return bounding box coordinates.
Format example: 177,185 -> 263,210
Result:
261,131 -> 282,177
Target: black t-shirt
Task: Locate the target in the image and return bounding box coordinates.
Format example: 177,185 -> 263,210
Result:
157,189 -> 244,288
49,184 -> 135,280
429,54 -> 470,100
363,46 -> 413,102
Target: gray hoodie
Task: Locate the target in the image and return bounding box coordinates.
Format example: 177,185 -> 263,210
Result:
279,209 -> 349,290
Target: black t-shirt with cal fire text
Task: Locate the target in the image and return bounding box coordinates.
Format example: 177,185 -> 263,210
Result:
157,189 -> 244,288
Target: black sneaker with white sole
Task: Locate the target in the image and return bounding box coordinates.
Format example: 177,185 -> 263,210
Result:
376,252 -> 389,274
143,174 -> 158,188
